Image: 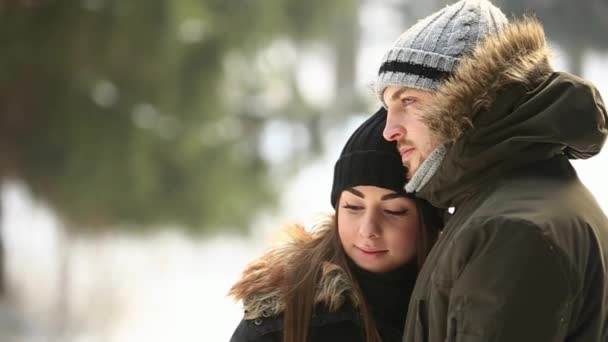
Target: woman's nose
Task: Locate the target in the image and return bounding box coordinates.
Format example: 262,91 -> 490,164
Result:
359,211 -> 381,238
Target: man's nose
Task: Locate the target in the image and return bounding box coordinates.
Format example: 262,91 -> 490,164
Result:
383,109 -> 405,142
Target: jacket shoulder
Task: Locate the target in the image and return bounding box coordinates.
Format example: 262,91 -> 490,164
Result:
229,305 -> 361,342
229,316 -> 282,342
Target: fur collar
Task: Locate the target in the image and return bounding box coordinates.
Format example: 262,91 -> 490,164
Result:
228,216 -> 360,320
416,16 -> 607,208
424,17 -> 553,144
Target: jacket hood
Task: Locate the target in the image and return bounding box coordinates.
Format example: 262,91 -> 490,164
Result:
228,217 -> 360,320
417,17 -> 608,207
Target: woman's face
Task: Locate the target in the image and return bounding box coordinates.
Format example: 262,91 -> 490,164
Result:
338,185 -> 419,273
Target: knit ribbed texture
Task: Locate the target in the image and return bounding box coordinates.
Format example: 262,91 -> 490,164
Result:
376,0 -> 508,103
405,145 -> 447,193
349,258 -> 417,342
331,108 -> 407,208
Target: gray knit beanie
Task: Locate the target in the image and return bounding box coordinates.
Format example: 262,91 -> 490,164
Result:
376,0 -> 508,103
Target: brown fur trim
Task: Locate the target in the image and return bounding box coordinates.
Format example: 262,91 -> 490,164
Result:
228,216 -> 359,320
425,17 -> 554,143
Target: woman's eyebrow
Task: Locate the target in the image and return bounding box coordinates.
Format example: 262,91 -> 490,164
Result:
381,193 -> 405,200
345,188 -> 364,198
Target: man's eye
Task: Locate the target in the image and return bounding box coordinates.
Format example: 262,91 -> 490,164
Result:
402,97 -> 416,105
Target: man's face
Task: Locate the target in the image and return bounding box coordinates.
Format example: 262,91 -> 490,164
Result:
382,85 -> 439,179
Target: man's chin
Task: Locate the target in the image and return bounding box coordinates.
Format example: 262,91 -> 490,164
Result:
404,163 -> 420,179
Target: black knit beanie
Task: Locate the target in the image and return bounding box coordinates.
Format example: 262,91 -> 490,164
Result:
331,107 -> 407,208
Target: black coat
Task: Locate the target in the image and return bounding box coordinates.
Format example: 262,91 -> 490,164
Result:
230,305 -> 364,342
230,263 -> 415,342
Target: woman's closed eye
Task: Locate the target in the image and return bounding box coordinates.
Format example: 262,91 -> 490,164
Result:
384,208 -> 409,216
342,203 -> 363,211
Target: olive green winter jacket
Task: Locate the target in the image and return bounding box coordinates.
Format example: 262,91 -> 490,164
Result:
403,18 -> 608,342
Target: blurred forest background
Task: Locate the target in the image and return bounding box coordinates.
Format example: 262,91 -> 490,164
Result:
1,0 -> 607,341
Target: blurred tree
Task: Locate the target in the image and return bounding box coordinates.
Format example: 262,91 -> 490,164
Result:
0,194 -> 3,296
496,0 -> 608,76
0,0 -> 355,298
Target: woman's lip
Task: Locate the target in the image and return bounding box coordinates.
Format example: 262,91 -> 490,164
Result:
356,246 -> 388,254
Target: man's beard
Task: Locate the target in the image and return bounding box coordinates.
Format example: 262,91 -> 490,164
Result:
404,166 -> 413,180
398,139 -> 416,180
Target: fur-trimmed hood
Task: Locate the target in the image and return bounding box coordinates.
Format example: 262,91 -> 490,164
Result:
228,216 -> 360,320
422,17 -> 554,144
417,17 -> 608,207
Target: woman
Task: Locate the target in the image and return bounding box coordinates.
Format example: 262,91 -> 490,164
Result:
229,108 -> 442,342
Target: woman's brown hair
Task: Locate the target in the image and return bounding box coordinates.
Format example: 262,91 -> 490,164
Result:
229,194 -> 441,342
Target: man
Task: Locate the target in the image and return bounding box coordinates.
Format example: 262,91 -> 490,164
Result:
375,0 -> 608,341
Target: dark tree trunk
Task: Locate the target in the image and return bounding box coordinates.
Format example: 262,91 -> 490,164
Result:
54,228 -> 71,341
331,2 -> 360,118
0,182 -> 5,298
